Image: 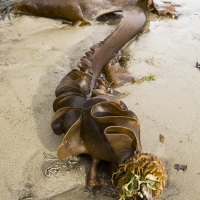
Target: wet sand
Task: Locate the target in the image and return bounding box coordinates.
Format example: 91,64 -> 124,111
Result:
0,0 -> 200,199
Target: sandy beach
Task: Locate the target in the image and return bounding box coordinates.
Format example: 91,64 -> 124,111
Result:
0,0 -> 200,199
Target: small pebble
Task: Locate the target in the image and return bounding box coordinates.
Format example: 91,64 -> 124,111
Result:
159,134 -> 165,144
174,164 -> 187,171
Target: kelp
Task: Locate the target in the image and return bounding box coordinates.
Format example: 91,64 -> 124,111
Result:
51,44 -> 142,186
48,1 -> 168,199
51,16 -> 167,200
0,0 -> 180,22
51,57 -> 168,197
113,153 -> 167,199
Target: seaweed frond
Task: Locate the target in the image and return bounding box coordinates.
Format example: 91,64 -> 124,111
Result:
113,153 -> 167,199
